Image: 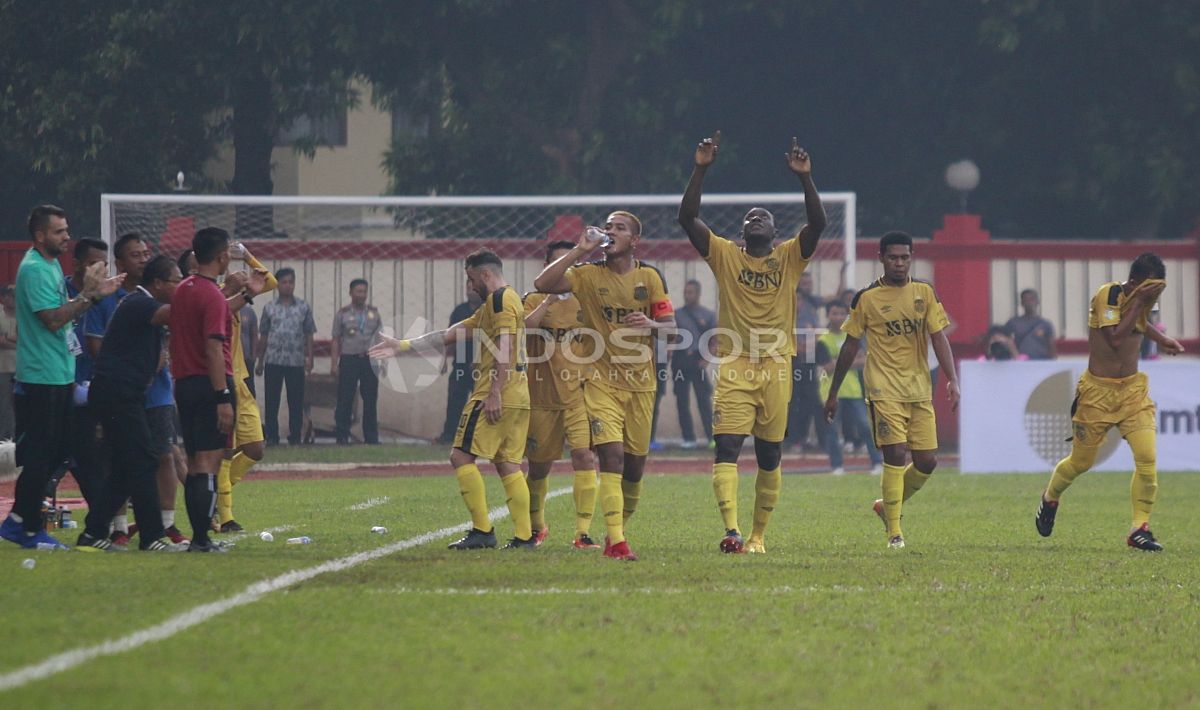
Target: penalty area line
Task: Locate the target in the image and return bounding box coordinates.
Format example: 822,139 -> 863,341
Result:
0,486 -> 572,693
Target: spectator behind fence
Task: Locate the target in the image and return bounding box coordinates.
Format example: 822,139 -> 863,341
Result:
1,205 -> 123,551
671,279 -> 715,448
0,285 -> 16,440
331,278 -> 382,445
1005,288 -> 1057,359
256,267 -> 316,446
787,278 -> 823,451
815,301 -> 882,475
439,286 -> 482,445
980,324 -> 1026,361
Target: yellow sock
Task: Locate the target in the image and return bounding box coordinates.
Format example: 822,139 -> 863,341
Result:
599,472 -> 625,544
527,476 -> 549,531
454,463 -> 491,531
1127,429 -> 1157,528
902,464 -> 931,502
216,458 -> 233,524
712,462 -> 740,532
229,451 -> 256,487
881,463 -> 905,537
501,472 -> 532,540
622,479 -> 642,525
750,467 -> 781,540
1046,443 -> 1097,501
573,470 -> 597,535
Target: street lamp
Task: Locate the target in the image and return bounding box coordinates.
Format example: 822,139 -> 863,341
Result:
944,160 -> 980,213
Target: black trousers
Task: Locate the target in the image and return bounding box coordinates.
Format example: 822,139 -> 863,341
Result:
672,353 -> 713,442
440,367 -> 472,444
89,378 -> 164,545
264,364 -> 305,444
13,382 -> 73,532
335,354 -> 378,444
70,402 -> 112,538
786,360 -> 822,446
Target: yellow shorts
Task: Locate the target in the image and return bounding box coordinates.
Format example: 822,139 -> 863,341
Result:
584,380 -> 654,456
233,377 -> 263,448
711,357 -> 793,442
526,405 -> 590,462
453,400 -> 530,465
869,399 -> 937,450
1070,370 -> 1156,447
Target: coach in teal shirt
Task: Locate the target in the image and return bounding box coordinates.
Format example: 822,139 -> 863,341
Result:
0,205 -> 123,550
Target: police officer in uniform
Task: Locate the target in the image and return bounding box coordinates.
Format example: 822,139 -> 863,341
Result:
331,278 -> 383,444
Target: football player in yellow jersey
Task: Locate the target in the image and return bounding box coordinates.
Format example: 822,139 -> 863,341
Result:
371,249 -> 535,550
678,130 -> 827,554
534,212 -> 676,562
523,240 -> 600,550
215,245 -> 277,532
1034,253 -> 1182,551
824,232 -> 958,549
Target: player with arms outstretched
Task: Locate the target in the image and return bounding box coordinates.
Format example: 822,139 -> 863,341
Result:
523,240 -> 600,549
824,232 -> 958,549
677,131 -> 827,554
371,249 -> 534,550
1034,253 -> 1182,551
533,212 -> 676,561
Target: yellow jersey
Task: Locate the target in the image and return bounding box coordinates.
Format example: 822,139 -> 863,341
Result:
229,254 -> 278,380
523,291 -> 585,410
843,278 -> 949,403
1088,281 -> 1152,333
458,287 -> 530,408
703,232 -> 809,358
564,260 -> 669,393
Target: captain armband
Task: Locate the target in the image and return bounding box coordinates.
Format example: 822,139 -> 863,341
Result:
650,299 -> 675,319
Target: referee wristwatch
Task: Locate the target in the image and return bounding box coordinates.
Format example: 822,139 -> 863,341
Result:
215,388 -> 232,404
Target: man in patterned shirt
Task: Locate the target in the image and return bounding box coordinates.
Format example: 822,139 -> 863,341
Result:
255,268 -> 316,446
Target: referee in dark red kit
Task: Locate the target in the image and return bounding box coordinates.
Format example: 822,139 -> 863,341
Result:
170,228 -> 262,552
76,256 -> 188,551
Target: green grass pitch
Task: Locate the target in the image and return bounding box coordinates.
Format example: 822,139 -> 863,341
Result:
2,468 -> 1198,707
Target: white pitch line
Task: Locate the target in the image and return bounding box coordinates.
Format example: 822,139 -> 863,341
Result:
370,585 -> 858,596
0,486 -> 572,693
347,496 -> 390,511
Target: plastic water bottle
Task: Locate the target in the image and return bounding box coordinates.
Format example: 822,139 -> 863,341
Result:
370,526 -> 388,534
35,542 -> 59,551
586,226 -> 611,249
259,531 -> 274,542
22,558 -> 36,569
286,536 -> 312,545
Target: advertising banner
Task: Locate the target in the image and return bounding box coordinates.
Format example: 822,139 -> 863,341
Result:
960,360 -> 1199,473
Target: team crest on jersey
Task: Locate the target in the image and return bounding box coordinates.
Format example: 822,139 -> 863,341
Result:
765,257 -> 780,271
713,409 -> 722,426
914,298 -> 926,314
634,285 -> 648,301
877,419 -> 892,439
590,418 -> 604,436
1073,423 -> 1088,445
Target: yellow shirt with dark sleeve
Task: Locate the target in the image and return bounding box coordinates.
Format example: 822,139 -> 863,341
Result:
523,292 -> 584,410
843,278 -> 949,403
1088,281 -> 1151,333
703,232 -> 809,358
230,255 -> 278,380
457,286 -> 529,408
564,261 -> 668,393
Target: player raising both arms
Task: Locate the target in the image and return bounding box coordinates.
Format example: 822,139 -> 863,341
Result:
824,232 -> 958,549
534,212 -> 676,562
1035,253 -> 1182,551
371,249 -> 534,550
678,131 -> 826,554
523,241 -> 600,549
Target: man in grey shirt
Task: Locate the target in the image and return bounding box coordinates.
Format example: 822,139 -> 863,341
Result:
1005,288 -> 1057,360
331,278 -> 382,445
256,268 -> 316,445
671,279 -> 716,447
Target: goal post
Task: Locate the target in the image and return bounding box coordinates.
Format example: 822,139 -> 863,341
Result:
100,191 -> 855,439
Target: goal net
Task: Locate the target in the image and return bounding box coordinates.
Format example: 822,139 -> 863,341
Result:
101,192 -> 855,438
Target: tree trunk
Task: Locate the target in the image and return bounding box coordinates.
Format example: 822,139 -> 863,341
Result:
230,62 -> 276,239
